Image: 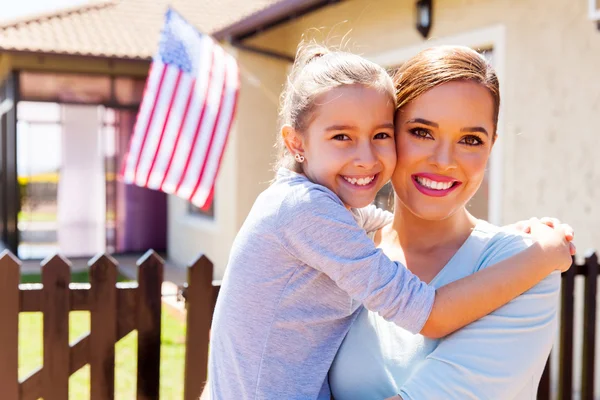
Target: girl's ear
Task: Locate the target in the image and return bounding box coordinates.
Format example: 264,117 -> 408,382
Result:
281,125 -> 305,156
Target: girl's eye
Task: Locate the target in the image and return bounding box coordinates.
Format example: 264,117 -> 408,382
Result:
332,134 -> 350,141
409,128 -> 432,140
373,132 -> 392,140
460,135 -> 484,146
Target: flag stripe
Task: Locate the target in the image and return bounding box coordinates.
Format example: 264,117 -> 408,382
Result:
160,39 -> 215,193
188,64 -> 228,201
132,64 -> 168,183
143,70 -> 183,187
193,61 -> 241,209
158,76 -> 196,191
190,56 -> 239,206
147,73 -> 194,190
121,62 -> 156,178
123,61 -> 165,183
174,46 -> 224,196
135,66 -> 181,187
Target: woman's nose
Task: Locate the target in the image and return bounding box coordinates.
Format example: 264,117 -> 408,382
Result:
429,141 -> 456,171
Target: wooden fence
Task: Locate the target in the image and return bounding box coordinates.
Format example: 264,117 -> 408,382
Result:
0,249 -> 218,400
1,249 -> 598,399
537,252 -> 598,400
183,253 -> 600,400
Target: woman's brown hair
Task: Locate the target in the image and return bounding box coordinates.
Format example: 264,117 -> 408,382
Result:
394,45 -> 500,139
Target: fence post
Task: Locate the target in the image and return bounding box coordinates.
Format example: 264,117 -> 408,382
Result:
0,250 -> 20,400
90,254 -> 118,400
581,252 -> 598,399
136,250 -> 163,400
537,357 -> 551,400
558,257 -> 576,400
42,254 -> 72,400
183,254 -> 214,400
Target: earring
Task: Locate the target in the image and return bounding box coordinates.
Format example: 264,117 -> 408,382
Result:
294,153 -> 305,163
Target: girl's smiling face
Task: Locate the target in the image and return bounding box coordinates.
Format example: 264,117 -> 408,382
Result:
285,84 -> 397,209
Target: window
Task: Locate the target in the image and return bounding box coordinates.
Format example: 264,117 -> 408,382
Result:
374,182 -> 394,212
188,200 -> 214,219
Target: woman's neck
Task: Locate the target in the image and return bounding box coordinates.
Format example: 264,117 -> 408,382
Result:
386,200 -> 478,254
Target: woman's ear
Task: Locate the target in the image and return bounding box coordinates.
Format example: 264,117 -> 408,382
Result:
281,125 -> 305,156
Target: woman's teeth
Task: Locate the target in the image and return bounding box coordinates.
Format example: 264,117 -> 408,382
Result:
343,176 -> 375,186
416,176 -> 454,190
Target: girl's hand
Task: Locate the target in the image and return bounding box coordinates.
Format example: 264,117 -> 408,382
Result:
528,219 -> 574,272
509,217 -> 575,255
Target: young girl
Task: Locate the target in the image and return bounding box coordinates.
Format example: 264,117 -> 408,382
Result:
207,41 -> 574,399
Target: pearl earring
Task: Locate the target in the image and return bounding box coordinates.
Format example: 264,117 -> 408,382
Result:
294,153 -> 305,163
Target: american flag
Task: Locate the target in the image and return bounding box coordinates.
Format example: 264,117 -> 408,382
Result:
122,8 -> 240,210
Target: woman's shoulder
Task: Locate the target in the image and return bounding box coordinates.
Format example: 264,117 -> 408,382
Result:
470,220 -> 534,272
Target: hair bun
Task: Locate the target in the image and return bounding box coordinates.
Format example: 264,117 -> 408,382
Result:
295,41 -> 330,67
306,50 -> 327,64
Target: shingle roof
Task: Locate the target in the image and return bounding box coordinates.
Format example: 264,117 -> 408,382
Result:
0,0 -> 283,60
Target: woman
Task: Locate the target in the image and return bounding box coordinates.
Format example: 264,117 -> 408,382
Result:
329,45 -> 560,399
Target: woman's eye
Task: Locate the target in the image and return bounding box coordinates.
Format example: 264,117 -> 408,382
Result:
409,128 -> 432,139
332,134 -> 350,141
374,132 -> 392,140
460,135 -> 484,146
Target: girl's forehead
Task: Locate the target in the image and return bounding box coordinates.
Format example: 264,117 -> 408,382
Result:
311,86 -> 395,119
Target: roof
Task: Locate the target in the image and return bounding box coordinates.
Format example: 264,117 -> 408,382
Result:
0,0 -> 285,60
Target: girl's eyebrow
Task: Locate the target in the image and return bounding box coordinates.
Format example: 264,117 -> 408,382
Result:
325,123 -> 394,131
375,123 -> 395,130
325,124 -> 357,131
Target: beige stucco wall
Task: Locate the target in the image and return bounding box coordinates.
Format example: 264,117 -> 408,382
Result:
0,54 -> 11,84
167,124 -> 239,273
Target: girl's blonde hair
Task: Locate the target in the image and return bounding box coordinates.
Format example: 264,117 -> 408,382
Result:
275,40 -> 396,172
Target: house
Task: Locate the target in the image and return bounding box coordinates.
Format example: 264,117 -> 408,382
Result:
1,0 -> 599,280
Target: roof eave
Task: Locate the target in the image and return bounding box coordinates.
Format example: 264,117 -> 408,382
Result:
212,0 -> 342,41
0,48 -> 153,63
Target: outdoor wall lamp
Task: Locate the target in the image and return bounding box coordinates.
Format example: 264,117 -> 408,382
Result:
589,0 -> 600,30
416,0 -> 433,39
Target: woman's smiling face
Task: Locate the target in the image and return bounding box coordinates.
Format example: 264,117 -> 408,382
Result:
392,80 -> 495,221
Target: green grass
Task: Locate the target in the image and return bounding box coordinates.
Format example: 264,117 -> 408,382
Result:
18,273 -> 186,399
20,270 -> 130,284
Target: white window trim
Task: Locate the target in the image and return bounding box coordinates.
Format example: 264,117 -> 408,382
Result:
367,25 -> 507,225
590,0 -> 600,21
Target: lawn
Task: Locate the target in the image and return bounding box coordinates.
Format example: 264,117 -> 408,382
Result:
19,272 -> 187,399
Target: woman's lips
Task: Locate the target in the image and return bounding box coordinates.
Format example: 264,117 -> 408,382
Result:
412,173 -> 462,197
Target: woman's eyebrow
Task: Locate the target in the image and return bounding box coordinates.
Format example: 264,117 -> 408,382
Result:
406,118 -> 489,137
406,118 -> 438,128
460,126 -> 489,136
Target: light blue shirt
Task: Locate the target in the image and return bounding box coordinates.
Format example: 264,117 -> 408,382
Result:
208,168 -> 435,399
330,221 -> 560,400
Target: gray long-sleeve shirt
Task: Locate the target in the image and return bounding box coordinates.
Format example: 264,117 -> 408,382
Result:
208,168 -> 435,399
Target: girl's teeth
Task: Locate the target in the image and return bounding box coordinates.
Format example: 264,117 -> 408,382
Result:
343,176 -> 375,186
416,176 -> 454,190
